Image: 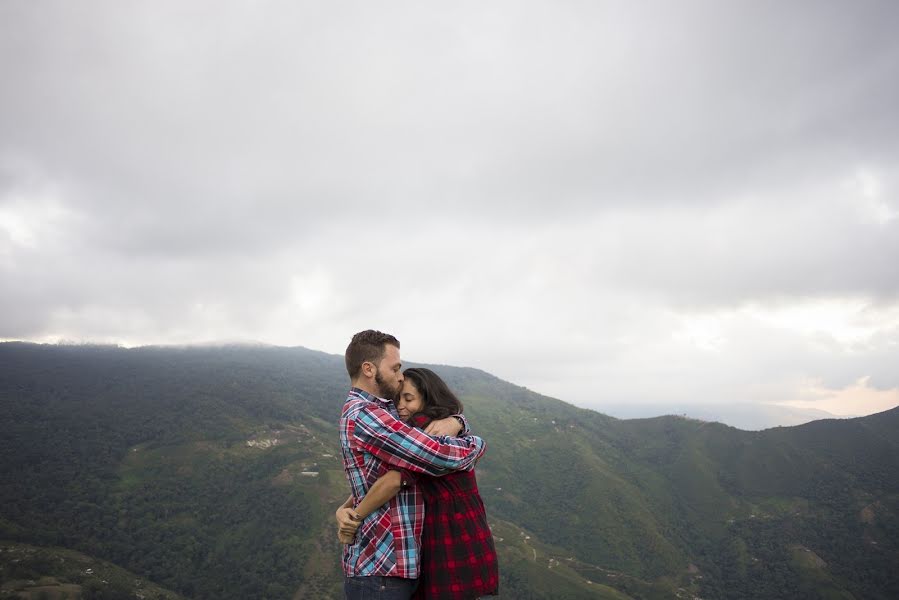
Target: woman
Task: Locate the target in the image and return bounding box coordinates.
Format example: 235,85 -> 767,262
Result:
336,368 -> 498,599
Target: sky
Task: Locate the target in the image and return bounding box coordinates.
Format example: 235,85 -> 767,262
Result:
2,1 -> 898,421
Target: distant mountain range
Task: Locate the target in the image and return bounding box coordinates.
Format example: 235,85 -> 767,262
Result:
1,342 -> 896,599
598,402 -> 852,431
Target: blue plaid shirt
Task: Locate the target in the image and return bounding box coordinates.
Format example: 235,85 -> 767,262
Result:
339,388 -> 485,578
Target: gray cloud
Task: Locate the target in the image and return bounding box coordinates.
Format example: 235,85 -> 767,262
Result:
2,1 -> 899,418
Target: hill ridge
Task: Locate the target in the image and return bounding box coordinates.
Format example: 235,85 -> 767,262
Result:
1,342 -> 897,599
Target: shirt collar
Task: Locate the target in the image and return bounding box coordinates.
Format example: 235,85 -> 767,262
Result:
350,387 -> 393,406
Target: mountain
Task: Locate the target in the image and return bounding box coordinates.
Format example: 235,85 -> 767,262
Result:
1,342 -> 897,599
0,541 -> 187,600
597,402 -> 850,431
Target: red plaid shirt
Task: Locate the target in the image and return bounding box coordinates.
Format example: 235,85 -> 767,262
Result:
406,414 -> 499,599
339,388 -> 486,579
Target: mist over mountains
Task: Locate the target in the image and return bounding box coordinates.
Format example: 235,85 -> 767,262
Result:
1,342 -> 897,599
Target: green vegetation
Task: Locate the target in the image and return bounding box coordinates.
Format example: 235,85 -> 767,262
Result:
0,541 -> 186,599
1,342 -> 897,599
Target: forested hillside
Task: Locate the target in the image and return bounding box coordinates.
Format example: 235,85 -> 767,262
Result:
1,343 -> 896,599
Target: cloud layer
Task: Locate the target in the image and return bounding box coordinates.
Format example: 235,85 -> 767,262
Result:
2,1 -> 898,417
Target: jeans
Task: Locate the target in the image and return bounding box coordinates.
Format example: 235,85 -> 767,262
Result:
344,575 -> 418,600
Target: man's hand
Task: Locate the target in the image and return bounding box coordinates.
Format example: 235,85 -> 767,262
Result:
424,416 -> 463,437
336,507 -> 362,544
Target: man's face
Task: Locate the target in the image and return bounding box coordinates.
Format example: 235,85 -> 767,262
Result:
373,344 -> 403,401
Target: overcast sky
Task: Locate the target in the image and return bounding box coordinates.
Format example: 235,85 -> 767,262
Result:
2,1 -> 898,419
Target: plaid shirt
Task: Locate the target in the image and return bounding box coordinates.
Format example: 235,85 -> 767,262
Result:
405,415 -> 499,599
339,388 -> 485,579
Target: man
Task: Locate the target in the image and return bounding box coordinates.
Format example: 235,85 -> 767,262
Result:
338,330 -> 485,600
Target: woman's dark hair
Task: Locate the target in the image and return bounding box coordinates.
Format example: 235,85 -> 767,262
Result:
402,367 -> 463,423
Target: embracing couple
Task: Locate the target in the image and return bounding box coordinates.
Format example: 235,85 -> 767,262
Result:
336,330 -> 498,600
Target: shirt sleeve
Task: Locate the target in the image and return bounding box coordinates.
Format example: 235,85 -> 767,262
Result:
353,405 -> 486,476
397,469 -> 417,489
453,413 -> 471,435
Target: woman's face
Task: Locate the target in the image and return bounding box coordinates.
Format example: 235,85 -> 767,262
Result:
397,379 -> 424,422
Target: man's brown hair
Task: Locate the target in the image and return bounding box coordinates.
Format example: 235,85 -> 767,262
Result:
345,330 -> 400,379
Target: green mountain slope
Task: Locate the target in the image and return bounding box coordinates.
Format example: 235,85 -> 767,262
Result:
0,541 -> 187,600
1,342 -> 896,599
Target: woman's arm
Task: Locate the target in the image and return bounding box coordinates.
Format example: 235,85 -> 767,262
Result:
335,495 -> 355,543
335,471 -> 406,543
356,470 -> 404,519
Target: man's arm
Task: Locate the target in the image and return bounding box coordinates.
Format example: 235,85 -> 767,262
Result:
353,406 -> 485,477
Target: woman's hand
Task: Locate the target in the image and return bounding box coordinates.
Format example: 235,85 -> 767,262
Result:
424,416 -> 463,437
336,507 -> 362,544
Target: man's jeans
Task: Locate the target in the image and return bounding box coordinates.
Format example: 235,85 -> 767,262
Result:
344,575 -> 418,600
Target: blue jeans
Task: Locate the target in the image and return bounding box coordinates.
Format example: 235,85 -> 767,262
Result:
344,575 -> 418,600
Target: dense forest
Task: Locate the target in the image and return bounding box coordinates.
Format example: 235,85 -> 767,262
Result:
1,342 -> 897,599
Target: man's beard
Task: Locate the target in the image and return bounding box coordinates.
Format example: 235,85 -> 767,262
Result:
375,371 -> 400,401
